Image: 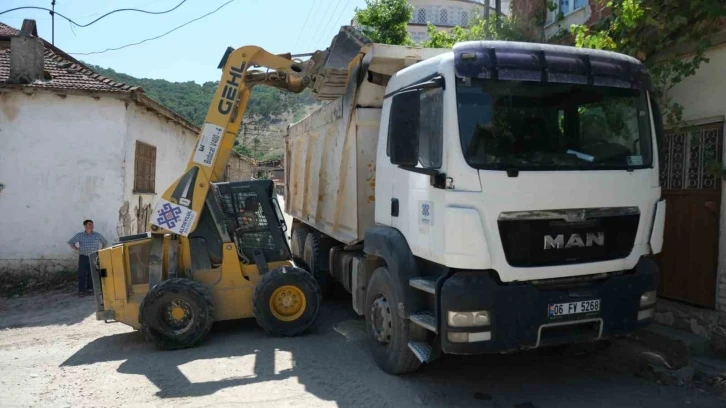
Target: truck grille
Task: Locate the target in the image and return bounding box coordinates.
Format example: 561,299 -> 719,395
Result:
497,207 -> 640,267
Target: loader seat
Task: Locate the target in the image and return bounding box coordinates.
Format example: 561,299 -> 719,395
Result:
215,181 -> 288,264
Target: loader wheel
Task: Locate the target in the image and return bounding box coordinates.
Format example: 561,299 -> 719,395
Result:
138,278 -> 214,351
290,226 -> 309,258
303,231 -> 335,297
365,266 -> 422,375
253,266 -> 321,336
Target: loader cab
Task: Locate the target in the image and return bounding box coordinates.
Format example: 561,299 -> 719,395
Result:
189,179 -> 291,270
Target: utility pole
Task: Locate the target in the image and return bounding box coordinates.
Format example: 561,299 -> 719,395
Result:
495,0 -> 502,31
484,0 -> 490,24
50,1 -> 56,45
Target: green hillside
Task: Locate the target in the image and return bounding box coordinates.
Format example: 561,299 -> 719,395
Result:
85,64 -> 320,160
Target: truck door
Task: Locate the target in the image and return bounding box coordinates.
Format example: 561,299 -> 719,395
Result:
387,78 -> 447,262
374,98 -> 395,227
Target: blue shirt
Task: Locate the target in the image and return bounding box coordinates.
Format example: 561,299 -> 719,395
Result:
68,231 -> 109,256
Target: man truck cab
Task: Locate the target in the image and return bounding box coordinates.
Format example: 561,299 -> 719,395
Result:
286,40 -> 665,374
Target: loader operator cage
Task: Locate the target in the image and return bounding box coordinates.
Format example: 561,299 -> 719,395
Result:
213,179 -> 291,264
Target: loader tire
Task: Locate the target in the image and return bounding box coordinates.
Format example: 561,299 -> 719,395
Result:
139,278 -> 214,351
365,266 -> 422,375
253,266 -> 321,336
290,226 -> 309,258
303,231 -> 335,297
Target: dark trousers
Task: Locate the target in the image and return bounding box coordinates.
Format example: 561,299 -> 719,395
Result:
78,254 -> 92,293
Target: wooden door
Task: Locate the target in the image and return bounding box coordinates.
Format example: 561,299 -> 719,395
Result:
655,122 -> 723,308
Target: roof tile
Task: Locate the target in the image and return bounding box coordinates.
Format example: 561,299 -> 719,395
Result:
0,23 -> 18,37
0,21 -> 198,131
0,22 -> 139,93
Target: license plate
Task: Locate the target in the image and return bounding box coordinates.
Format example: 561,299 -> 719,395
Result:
548,299 -> 600,318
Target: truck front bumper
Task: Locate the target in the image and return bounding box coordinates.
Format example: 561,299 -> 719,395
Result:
439,257 -> 658,355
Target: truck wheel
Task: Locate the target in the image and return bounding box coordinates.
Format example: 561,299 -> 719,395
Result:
253,266 -> 321,336
138,278 -> 214,351
290,226 -> 309,258
365,266 -> 422,375
303,231 -> 335,297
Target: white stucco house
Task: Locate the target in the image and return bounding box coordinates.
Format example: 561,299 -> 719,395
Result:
0,20 -> 201,277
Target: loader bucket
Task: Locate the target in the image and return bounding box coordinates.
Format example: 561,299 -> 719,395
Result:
310,26 -> 371,100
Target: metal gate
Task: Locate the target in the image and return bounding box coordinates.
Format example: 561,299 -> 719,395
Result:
655,122 -> 723,308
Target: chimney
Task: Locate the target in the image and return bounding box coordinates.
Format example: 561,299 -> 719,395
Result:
8,19 -> 44,85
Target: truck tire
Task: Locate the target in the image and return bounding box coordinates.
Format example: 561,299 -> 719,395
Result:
364,266 -> 422,375
303,231 -> 335,297
253,266 -> 321,336
290,226 -> 309,258
138,278 -> 214,351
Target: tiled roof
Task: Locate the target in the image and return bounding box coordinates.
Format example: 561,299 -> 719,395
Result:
0,23 -> 138,93
0,48 -> 139,93
0,22 -> 18,37
0,21 -> 198,131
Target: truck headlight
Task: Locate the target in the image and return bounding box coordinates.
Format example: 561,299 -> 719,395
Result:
640,290 -> 657,307
447,311 -> 490,327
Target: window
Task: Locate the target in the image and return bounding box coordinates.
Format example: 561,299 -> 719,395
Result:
134,141 -> 156,193
439,9 -> 448,25
547,0 -> 587,24
386,85 -> 444,169
417,8 -> 427,23
660,122 -> 723,189
418,88 -> 444,168
461,10 -> 469,26
456,79 -> 653,171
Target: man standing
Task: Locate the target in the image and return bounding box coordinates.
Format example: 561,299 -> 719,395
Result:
67,220 -> 109,297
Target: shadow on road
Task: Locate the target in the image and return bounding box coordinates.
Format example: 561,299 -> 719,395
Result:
0,290 -> 92,329
59,298 -> 726,408
59,300 -> 387,406
63,324 -> 295,399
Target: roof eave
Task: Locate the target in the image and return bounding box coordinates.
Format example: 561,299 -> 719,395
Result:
130,90 -> 200,133
0,85 -> 200,134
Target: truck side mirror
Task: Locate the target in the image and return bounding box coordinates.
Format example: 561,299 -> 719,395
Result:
388,90 -> 420,167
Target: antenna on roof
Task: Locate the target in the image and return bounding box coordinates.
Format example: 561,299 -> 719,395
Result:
50,1 -> 56,45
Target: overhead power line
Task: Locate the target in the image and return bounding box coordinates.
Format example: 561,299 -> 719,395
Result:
307,0 -> 337,51
75,0 -> 172,21
333,0 -> 352,28
292,0 -> 318,53
0,0 -> 188,28
69,0 -> 236,56
313,0 -> 346,50
303,0 -> 327,51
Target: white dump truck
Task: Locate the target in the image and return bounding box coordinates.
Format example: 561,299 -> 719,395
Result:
285,37 -> 666,375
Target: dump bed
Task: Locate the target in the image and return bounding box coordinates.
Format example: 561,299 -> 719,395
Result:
285,43 -> 449,244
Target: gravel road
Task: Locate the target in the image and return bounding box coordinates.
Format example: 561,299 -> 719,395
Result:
1,288 -> 725,408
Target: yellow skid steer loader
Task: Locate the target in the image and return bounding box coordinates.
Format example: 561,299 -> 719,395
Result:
85,35 -> 363,349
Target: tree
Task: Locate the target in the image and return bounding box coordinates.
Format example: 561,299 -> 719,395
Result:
569,0 -> 726,127
353,0 -> 414,45
422,13 -> 534,48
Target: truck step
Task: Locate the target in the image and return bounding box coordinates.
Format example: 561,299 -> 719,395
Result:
409,277 -> 436,294
408,341 -> 433,363
410,311 -> 437,333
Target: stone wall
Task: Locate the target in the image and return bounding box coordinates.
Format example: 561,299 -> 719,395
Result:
225,153 -> 255,182
0,258 -> 77,296
655,298 -> 726,358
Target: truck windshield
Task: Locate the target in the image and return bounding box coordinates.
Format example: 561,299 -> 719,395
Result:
456,79 -> 653,171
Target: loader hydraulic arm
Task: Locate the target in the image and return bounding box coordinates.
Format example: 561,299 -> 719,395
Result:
147,46 -> 315,236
